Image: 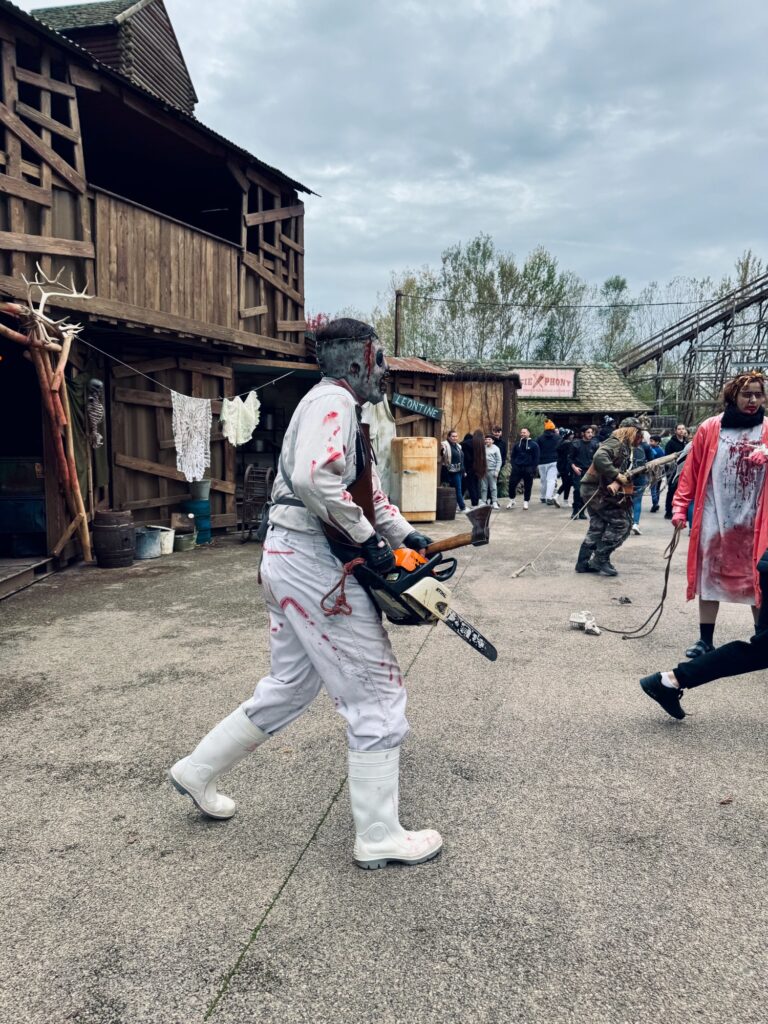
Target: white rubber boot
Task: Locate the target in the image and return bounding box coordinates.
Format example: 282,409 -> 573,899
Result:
348,747 -> 443,869
169,708 -> 268,819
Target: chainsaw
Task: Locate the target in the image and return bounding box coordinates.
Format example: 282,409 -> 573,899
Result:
353,513 -> 498,662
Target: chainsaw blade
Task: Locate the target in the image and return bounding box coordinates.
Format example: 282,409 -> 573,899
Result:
442,610 -> 497,661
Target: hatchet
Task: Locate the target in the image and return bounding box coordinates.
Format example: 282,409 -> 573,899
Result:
425,504 -> 492,555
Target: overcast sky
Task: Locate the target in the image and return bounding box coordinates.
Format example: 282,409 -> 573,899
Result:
20,0 -> 768,318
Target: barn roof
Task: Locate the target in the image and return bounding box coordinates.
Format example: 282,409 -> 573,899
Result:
3,0 -> 313,194
387,357 -> 451,376
32,1 -> 139,30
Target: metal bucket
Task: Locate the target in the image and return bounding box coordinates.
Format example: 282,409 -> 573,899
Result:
190,479 -> 211,500
174,531 -> 197,552
134,526 -> 162,559
149,525 -> 175,555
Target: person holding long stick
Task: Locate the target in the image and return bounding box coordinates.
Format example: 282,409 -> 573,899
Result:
574,418 -> 643,577
168,318 -> 442,870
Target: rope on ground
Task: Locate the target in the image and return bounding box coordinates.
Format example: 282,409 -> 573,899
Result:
510,489 -> 600,578
598,527 -> 683,640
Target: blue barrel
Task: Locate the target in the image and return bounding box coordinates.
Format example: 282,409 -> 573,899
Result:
181,498 -> 212,544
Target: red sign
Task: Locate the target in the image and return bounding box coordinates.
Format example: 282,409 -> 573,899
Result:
514,368 -> 576,399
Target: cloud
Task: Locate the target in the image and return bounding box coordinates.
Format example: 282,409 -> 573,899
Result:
18,0 -> 768,319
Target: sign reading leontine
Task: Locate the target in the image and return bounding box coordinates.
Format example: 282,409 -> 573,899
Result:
391,392 -> 443,420
513,368 -> 576,399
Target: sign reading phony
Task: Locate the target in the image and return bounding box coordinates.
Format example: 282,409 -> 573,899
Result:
513,368 -> 576,399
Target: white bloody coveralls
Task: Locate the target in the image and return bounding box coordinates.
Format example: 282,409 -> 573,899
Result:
241,379 -> 414,751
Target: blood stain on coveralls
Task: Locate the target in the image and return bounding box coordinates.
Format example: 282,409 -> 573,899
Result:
264,548 -> 295,555
280,596 -> 310,619
322,451 -> 343,468
322,411 -> 339,425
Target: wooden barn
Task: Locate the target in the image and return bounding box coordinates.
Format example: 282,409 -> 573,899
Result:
386,356 -> 450,438
0,0 -> 314,596
437,361 -> 649,445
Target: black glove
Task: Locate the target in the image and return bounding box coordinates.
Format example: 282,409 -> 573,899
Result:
403,531 -> 432,553
360,533 -> 395,575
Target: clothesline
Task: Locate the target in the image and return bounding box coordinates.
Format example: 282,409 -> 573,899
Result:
75,335 -> 297,400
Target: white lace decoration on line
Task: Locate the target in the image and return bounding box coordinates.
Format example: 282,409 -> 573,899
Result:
171,391 -> 212,482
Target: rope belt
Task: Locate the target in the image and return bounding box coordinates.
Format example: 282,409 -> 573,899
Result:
320,557 -> 366,616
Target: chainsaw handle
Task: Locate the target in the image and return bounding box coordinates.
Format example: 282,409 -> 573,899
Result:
425,533 -> 474,555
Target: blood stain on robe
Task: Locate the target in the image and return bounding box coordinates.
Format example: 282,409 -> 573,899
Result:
323,411 -> 339,425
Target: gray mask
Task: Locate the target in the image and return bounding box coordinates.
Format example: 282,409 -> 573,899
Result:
317,334 -> 389,405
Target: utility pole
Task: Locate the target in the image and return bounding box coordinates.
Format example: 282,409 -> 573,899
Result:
394,289 -> 403,357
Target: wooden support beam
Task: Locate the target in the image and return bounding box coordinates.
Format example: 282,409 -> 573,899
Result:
0,231 -> 95,258
0,175 -> 52,206
122,494 -> 191,511
68,65 -> 102,92
51,513 -> 84,557
14,66 -> 77,97
259,239 -> 286,262
114,387 -> 224,414
0,274 -> 306,357
115,452 -> 236,494
178,357 -> 233,379
244,203 -> 304,227
15,101 -> 80,143
242,251 -> 303,304
240,305 -> 268,319
233,357 -> 318,372
277,320 -> 307,333
279,233 -> 304,255
111,357 -> 178,378
0,101 -> 85,192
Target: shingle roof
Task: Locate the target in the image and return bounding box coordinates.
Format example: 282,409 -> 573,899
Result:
32,1 -> 137,30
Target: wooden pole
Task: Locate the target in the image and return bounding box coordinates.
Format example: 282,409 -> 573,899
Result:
394,289 -> 403,357
59,374 -> 93,561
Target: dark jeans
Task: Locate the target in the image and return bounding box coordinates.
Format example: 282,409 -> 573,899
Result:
448,471 -> 465,511
572,478 -> 584,512
665,474 -> 679,516
466,474 -> 481,507
509,468 -> 534,501
650,483 -> 660,507
675,572 -> 768,688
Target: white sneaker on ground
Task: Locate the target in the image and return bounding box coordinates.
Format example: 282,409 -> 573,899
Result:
631,523 -> 642,535
523,501 -> 529,509
552,496 -> 562,508
492,502 -> 500,510
507,499 -> 516,509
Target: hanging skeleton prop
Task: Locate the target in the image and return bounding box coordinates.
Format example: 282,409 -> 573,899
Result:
0,264 -> 93,561
87,378 -> 105,449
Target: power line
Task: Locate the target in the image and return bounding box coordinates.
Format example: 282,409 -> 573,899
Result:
402,292 -> 729,312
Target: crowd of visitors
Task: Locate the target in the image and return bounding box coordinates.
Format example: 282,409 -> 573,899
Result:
440,417 -> 686,522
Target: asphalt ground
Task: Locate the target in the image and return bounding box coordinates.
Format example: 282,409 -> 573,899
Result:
1,489 -> 767,1023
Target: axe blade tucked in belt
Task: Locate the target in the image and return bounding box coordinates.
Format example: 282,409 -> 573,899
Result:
425,504 -> 492,555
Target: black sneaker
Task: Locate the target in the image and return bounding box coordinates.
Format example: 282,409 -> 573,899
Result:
650,505 -> 660,513
664,511 -> 673,520
640,673 -> 686,719
685,639 -> 714,659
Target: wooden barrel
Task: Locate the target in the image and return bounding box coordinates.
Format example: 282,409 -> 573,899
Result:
92,509 -> 135,568
436,486 -> 457,521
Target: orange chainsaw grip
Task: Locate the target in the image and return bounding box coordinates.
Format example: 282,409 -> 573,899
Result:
393,547 -> 429,572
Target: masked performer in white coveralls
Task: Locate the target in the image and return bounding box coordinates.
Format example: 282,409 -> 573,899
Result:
169,319 -> 442,870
